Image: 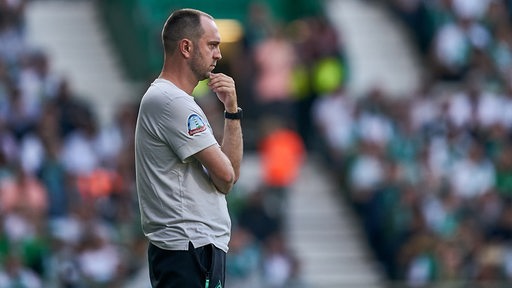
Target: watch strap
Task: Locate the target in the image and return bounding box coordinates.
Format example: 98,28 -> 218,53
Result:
224,107 -> 243,120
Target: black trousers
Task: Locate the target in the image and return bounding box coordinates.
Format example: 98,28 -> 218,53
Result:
148,242 -> 226,288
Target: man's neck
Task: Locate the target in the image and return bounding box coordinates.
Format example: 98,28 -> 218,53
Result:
159,58 -> 198,94
159,72 -> 197,95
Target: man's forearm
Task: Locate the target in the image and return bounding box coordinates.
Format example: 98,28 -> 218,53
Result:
221,118 -> 243,182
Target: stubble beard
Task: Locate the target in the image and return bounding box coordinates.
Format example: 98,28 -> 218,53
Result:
190,51 -> 211,81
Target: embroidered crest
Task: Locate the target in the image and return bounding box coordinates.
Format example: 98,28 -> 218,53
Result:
187,114 -> 207,136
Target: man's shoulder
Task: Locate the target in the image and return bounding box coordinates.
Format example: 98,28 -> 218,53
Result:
142,79 -> 189,105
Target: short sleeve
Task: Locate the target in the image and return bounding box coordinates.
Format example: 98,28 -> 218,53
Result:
158,97 -> 218,163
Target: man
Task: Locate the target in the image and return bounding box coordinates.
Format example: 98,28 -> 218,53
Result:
134,8 -> 243,288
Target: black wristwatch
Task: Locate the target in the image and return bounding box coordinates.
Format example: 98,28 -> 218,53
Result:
224,107 -> 243,120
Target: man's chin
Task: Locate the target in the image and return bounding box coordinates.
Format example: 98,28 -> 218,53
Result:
201,73 -> 210,81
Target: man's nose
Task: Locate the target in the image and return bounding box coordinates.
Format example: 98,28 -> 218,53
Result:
214,48 -> 222,60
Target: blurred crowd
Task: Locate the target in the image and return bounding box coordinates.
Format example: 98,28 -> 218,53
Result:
0,0 -> 148,287
313,0 -> 512,286
388,0 -> 512,85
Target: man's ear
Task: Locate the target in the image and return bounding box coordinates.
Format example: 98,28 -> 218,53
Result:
180,39 -> 192,58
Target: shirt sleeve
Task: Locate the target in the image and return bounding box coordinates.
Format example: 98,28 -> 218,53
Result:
158,96 -> 218,163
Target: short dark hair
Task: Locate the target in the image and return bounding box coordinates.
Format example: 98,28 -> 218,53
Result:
161,9 -> 214,54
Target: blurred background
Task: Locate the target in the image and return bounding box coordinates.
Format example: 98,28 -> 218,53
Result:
0,0 -> 512,287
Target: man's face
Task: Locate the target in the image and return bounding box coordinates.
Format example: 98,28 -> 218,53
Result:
190,16 -> 222,80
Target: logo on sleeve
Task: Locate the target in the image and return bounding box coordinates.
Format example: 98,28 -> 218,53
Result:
187,114 -> 207,136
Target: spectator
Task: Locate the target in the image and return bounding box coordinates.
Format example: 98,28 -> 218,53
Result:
76,224 -> 122,286
261,233 -> 294,288
225,227 -> 261,287
311,83 -> 355,168
238,188 -> 280,243
17,51 -> 60,121
258,116 -> 305,223
0,253 -> 42,288
0,165 -> 47,216
449,141 -> 495,199
253,27 -> 297,119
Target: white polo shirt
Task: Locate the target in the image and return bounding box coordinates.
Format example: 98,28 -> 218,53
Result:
135,78 -> 231,252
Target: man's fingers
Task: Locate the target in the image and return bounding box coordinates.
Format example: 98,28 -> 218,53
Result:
208,75 -> 235,91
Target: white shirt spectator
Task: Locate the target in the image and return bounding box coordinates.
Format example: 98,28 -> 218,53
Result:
94,124 -> 123,166
410,95 -> 439,131
78,242 -> 120,284
452,0 -> 490,20
312,90 -> 355,151
19,133 -> 44,174
449,145 -> 495,199
448,91 -> 472,128
349,153 -> 385,191
466,22 -> 492,50
0,26 -> 26,65
262,253 -> 292,288
434,22 -> 470,70
356,112 -> 393,146
0,267 -> 42,288
17,61 -> 61,120
60,131 -> 99,175
477,92 -> 504,128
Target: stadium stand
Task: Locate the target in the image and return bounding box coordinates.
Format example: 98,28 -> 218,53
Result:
327,0 -> 512,286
